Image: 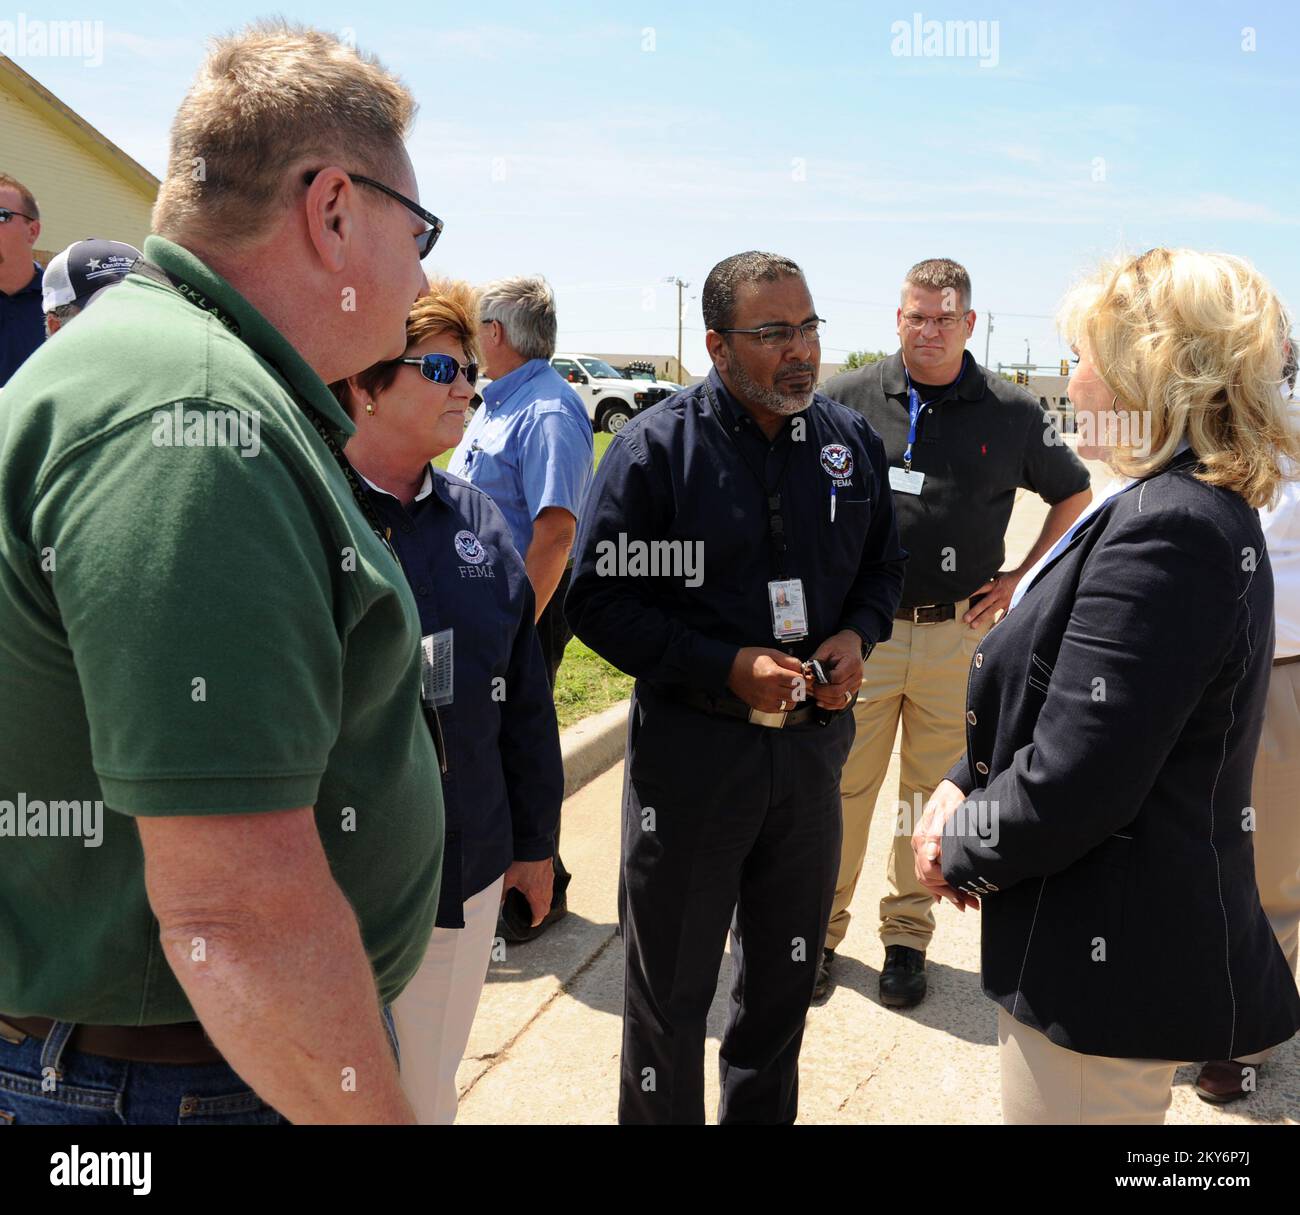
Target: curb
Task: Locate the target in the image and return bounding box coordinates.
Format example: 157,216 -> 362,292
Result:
560,698 -> 630,799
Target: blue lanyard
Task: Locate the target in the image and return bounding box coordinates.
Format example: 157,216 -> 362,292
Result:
902,373 -> 924,471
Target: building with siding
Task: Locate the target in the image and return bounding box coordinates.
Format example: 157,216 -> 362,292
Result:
0,54 -> 157,267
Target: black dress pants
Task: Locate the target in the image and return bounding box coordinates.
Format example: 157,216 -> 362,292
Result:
617,684 -> 854,1124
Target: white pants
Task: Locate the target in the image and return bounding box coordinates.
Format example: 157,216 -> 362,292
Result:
999,1007 -> 1185,1124
391,874 -> 504,1124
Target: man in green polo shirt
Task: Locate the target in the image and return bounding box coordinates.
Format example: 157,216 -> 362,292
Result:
0,23 -> 446,1124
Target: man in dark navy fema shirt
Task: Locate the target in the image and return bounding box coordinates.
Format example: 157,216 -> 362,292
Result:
0,174 -> 45,388
567,251 -> 907,1124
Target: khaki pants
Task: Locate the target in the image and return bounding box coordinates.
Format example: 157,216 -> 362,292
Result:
391,874 -> 504,1124
826,600 -> 990,953
999,1007 -> 1185,1124
1236,659 -> 1300,1066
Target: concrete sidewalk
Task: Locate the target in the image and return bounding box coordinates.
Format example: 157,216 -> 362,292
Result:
455,456 -> 1300,1124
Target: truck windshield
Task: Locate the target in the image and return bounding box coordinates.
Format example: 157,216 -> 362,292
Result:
579,358 -> 623,380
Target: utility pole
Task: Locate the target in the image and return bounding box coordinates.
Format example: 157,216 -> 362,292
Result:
984,312 -> 994,368
1025,338 -> 1031,372
664,276 -> 689,379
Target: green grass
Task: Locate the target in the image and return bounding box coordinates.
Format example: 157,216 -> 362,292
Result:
553,637 -> 634,730
433,427 -> 628,727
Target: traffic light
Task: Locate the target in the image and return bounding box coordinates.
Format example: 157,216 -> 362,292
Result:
1015,370 -> 1028,386
1060,359 -> 1070,377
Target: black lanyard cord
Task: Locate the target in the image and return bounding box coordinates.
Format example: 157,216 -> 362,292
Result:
703,382 -> 799,578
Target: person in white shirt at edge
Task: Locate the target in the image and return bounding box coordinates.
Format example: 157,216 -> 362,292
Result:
1193,341 -> 1300,1104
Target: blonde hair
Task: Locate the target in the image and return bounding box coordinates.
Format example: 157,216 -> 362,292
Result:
152,21 -> 416,250
1058,248 -> 1300,508
332,279 -> 479,412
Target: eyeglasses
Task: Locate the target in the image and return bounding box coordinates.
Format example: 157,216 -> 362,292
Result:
0,208 -> 37,224
302,169 -> 443,258
901,312 -> 970,332
715,318 -> 825,348
395,353 -> 478,387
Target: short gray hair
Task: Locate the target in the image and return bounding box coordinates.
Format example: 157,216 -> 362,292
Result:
479,275 -> 557,361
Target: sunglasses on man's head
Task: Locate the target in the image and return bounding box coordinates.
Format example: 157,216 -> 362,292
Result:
395,353 -> 478,387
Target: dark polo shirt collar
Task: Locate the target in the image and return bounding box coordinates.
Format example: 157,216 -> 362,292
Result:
879,348 -> 985,403
143,234 -> 355,440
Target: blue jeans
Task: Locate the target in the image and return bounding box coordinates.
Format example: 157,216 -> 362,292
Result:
0,1008 -> 399,1125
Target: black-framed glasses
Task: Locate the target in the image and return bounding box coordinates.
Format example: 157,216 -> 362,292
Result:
395,353 -> 478,387
714,317 -> 825,348
0,208 -> 37,224
302,169 -> 443,258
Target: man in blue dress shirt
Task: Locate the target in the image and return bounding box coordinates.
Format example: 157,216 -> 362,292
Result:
568,251 -> 907,1123
448,275 -> 593,940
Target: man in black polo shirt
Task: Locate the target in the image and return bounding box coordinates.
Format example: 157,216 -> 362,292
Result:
568,250 -> 906,1123
816,257 -> 1090,1007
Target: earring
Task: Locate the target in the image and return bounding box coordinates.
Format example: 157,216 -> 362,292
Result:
1110,394 -> 1119,413
365,401 -> 375,416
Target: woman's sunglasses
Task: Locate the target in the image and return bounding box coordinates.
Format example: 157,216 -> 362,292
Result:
395,353 -> 478,387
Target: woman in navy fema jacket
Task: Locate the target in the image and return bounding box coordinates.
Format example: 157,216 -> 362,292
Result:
913,248 -> 1300,1123
332,281 -> 562,1124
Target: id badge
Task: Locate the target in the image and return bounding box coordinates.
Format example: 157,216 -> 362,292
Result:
768,579 -> 809,642
420,628 -> 454,707
888,466 -> 926,495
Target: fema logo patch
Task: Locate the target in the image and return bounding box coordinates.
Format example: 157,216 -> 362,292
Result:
454,530 -> 486,564
819,443 -> 855,486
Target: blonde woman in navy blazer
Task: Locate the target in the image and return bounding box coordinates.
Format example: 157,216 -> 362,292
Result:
912,248 -> 1300,1124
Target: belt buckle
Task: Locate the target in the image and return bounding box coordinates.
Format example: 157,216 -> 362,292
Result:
748,707 -> 788,729
0,1016 -> 29,1045
912,605 -> 938,626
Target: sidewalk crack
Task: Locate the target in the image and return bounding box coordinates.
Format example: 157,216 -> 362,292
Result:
457,927 -> 620,1102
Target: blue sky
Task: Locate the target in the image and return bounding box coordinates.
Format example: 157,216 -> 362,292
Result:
8,0 -> 1299,374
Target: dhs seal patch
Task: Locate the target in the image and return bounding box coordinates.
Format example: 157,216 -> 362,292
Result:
819,443 -> 854,487
454,530 -> 486,564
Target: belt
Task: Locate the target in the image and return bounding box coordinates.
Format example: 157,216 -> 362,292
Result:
1277,653 -> 1300,667
673,687 -> 818,729
0,1014 -> 226,1065
895,602 -> 956,625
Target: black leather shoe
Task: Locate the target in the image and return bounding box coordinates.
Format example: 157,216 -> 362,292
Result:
813,949 -> 835,1003
879,945 -> 927,1008
1195,1060 -> 1255,1104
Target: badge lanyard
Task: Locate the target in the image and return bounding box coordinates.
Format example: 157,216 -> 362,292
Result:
704,382 -> 797,577
704,382 -> 811,645
902,371 -> 925,474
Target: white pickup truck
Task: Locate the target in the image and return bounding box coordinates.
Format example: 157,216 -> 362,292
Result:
550,354 -> 672,433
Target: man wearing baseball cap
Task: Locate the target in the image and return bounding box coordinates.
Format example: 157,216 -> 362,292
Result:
42,238 -> 142,336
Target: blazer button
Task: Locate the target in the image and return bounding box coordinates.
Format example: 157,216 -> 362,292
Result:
966,710 -> 977,725
975,761 -> 989,775
974,652 -> 983,668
